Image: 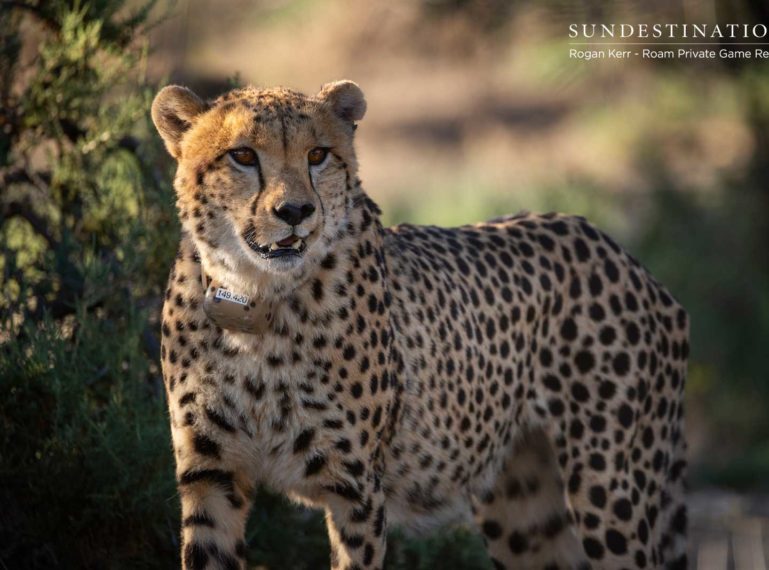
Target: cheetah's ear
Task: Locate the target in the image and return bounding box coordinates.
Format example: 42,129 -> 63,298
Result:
151,85 -> 208,159
318,80 -> 366,123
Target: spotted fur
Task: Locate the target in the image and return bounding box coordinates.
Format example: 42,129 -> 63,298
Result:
152,80 -> 689,570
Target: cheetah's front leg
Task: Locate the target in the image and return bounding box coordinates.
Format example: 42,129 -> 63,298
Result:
323,474 -> 387,570
176,462 -> 253,570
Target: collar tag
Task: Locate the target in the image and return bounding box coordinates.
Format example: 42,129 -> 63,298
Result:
202,279 -> 273,335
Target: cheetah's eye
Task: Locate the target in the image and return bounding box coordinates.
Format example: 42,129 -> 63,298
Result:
308,147 -> 329,166
229,147 -> 259,167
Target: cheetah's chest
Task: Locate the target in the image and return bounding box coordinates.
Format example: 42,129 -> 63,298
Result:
170,326 -> 343,492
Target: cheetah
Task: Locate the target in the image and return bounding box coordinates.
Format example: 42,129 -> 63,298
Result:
151,80 -> 689,570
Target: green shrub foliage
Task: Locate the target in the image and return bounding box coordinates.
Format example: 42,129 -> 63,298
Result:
0,1 -> 181,567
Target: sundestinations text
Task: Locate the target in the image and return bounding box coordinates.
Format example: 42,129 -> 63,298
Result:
569,23 -> 769,39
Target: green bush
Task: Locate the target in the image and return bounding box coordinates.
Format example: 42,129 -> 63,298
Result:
0,312 -> 178,567
0,1 -> 181,567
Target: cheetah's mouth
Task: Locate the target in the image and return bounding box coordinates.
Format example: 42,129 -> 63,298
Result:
244,233 -> 307,259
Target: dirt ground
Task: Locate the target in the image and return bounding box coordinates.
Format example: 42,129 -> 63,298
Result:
690,489 -> 769,569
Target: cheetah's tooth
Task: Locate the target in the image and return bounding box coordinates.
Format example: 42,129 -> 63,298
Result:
270,243 -> 279,251
291,239 -> 304,250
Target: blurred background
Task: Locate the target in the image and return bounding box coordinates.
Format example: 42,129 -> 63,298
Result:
1,0 -> 768,568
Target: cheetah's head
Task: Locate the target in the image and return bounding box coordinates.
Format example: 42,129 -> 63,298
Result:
151,81 -> 366,295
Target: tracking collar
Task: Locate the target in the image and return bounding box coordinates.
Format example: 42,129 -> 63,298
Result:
201,272 -> 275,335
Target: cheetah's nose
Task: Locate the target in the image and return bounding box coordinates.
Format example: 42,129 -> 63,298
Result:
273,202 -> 316,226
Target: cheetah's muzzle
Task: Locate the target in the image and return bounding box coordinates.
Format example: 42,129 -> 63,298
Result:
242,226 -> 307,259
